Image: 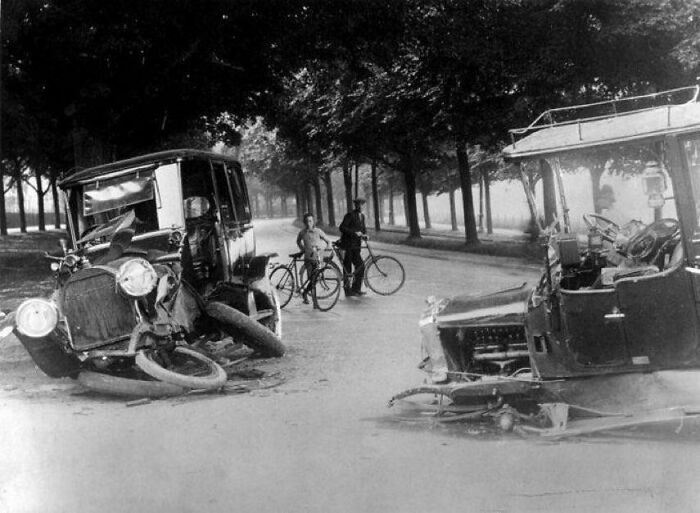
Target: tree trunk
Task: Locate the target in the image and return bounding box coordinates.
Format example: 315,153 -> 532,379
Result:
371,159 -> 380,231
378,195 -> 385,224
540,159 -> 558,226
0,167 -> 7,235
402,161 -> 421,238
483,171 -> 493,235
388,183 -> 395,225
478,174 -> 484,232
281,194 -> 288,217
342,160 -> 353,213
254,193 -> 260,217
313,174 -> 324,225
522,166 -> 542,240
403,191 -> 409,227
455,139 -> 479,244
323,171 -> 335,227
421,190 -> 431,229
16,172 -> 27,233
295,188 -> 302,220
590,165 -> 605,214
265,191 -> 273,218
354,162 -> 359,199
449,188 -> 458,231
51,179 -> 61,229
305,181 -> 314,215
34,169 -> 46,231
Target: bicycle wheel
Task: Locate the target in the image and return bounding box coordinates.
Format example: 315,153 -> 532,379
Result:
269,265 -> 295,308
364,255 -> 405,295
311,264 -> 342,311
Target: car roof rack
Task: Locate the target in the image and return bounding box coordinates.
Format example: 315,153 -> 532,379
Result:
509,86 -> 699,139
503,86 -> 700,161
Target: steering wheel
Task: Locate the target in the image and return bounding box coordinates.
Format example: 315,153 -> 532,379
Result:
77,210 -> 136,244
626,218 -> 680,260
583,213 -> 620,243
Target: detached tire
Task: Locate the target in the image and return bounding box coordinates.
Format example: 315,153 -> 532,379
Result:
77,371 -> 187,398
135,346 -> 228,390
205,301 -> 285,357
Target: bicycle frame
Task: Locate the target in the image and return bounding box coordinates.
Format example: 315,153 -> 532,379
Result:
278,249 -> 334,293
331,241 -> 376,281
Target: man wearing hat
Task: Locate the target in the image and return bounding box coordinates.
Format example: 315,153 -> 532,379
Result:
339,198 -> 367,296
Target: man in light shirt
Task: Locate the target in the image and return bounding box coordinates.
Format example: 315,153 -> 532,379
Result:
296,213 -> 332,304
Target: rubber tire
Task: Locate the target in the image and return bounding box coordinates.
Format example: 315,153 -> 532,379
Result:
269,265 -> 294,308
78,370 -> 187,398
205,301 -> 285,357
312,264 -> 342,311
135,346 -> 228,390
364,256 -> 405,295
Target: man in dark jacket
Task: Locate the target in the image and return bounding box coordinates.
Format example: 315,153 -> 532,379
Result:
339,198 -> 367,296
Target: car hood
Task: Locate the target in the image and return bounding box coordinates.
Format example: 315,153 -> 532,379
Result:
435,282 -> 531,328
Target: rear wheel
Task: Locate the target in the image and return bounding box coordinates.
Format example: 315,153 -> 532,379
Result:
312,263 -> 342,311
269,265 -> 294,308
135,346 -> 227,390
364,256 -> 405,295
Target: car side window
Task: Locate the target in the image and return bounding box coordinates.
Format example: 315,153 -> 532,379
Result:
181,160 -> 214,200
226,163 -> 251,224
211,162 -> 235,223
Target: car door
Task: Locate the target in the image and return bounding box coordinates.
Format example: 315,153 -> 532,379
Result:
559,288 -> 628,367
209,161 -> 240,279
225,162 -> 255,273
668,133 -> 700,366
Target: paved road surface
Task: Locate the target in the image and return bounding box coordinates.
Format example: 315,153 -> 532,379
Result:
1,218 -> 698,513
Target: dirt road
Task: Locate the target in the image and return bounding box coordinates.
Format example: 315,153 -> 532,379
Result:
1,219 -> 699,513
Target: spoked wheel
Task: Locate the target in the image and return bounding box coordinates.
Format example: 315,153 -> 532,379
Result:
364,256 -> 405,295
135,346 -> 227,390
312,263 -> 342,311
269,265 -> 295,309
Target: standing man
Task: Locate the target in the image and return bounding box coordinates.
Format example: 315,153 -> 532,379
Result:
297,212 -> 331,304
339,198 -> 367,296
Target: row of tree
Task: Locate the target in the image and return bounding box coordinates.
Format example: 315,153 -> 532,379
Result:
4,0 -> 700,238
239,0 -> 700,241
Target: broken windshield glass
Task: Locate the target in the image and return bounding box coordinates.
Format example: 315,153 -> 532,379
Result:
83,172 -> 155,216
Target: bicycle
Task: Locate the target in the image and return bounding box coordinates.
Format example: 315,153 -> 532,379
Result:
329,238 -> 405,295
269,250 -> 342,311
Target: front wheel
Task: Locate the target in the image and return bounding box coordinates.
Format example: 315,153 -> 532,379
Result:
77,370 -> 187,398
135,346 -> 228,390
205,301 -> 285,357
269,265 -> 294,309
364,256 -> 405,295
312,263 -> 342,311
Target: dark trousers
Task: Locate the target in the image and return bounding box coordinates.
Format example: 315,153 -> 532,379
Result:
342,247 -> 364,292
302,259 -> 319,295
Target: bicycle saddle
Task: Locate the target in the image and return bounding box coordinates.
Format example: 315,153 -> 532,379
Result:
289,251 -> 304,258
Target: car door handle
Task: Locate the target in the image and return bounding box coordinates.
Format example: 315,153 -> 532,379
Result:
604,307 -> 625,320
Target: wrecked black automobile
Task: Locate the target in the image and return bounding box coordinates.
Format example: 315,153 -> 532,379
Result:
3,149 -> 284,396
392,87 -> 700,435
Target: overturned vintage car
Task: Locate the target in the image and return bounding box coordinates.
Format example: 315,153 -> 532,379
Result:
392,87 -> 700,435
3,149 -> 284,396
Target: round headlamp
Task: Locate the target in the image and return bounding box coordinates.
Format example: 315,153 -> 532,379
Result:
16,299 -> 59,338
117,258 -> 158,298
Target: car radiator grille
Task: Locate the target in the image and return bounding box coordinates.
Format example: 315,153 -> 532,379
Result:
60,267 -> 135,350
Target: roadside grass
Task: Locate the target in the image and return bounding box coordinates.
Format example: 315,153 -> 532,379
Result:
303,220 -> 544,263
